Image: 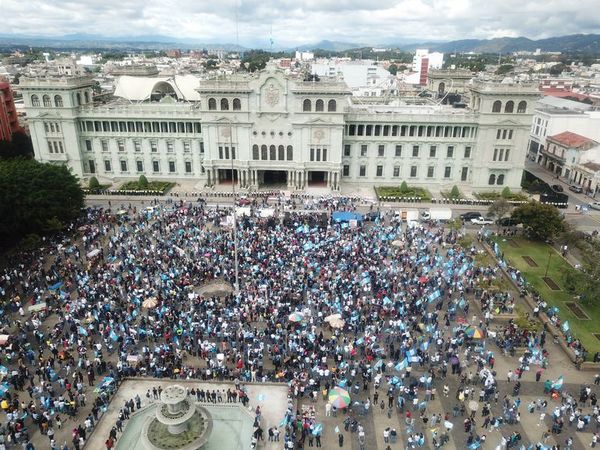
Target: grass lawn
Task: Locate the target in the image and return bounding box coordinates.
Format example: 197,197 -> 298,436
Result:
376,186 -> 431,200
494,236 -> 600,357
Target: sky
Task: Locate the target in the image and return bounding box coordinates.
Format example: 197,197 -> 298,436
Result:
3,0 -> 600,47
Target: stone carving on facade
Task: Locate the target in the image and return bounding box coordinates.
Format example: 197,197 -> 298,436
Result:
313,128 -> 325,142
264,83 -> 280,107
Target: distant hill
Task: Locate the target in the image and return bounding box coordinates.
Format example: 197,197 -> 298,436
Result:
421,34 -> 600,54
1,32 -> 600,54
294,40 -> 366,52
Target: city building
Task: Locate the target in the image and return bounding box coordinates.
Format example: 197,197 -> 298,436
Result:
409,49 -> 444,86
527,96 -> 600,163
20,68 -> 539,192
537,131 -> 597,180
0,81 -> 23,141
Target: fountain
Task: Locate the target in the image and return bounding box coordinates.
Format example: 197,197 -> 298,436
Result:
141,385 -> 213,450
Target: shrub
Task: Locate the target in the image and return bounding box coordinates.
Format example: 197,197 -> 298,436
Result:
501,186 -> 512,198
138,175 -> 149,188
400,181 -> 409,193
89,176 -> 100,190
449,185 -> 461,199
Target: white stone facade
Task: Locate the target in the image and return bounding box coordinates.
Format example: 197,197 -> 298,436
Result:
20,69 -> 539,192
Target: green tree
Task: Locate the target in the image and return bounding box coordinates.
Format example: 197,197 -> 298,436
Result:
241,50 -> 271,72
449,185 -> 461,199
138,175 -> 149,188
0,159 -> 84,244
0,132 -> 34,159
511,202 -> 565,241
495,64 -> 514,75
400,181 -> 409,194
203,59 -> 218,70
388,64 -> 398,75
488,198 -> 512,221
501,186 -> 512,198
89,176 -> 100,190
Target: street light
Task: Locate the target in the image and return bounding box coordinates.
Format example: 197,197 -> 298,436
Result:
228,121 -> 240,292
544,249 -> 552,277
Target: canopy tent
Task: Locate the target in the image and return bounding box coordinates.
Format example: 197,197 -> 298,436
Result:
332,211 -> 363,223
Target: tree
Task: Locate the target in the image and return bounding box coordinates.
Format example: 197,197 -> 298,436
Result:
138,175 -> 149,188
495,64 -> 514,75
0,159 -> 84,244
400,181 -> 409,194
511,202 -> 565,241
449,185 -> 461,199
488,198 -> 512,221
89,176 -> 100,190
388,64 -> 398,75
241,50 -> 271,72
203,59 -> 218,70
0,132 -> 34,159
501,187 -> 512,199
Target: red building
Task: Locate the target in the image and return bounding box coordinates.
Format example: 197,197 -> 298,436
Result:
0,81 -> 22,141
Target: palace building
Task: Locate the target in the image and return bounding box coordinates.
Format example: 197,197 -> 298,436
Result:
20,68 -> 539,192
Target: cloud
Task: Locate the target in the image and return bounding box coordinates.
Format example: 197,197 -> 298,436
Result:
2,0 -> 600,47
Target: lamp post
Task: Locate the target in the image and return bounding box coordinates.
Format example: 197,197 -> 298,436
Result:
545,249 -> 552,278
228,121 -> 239,292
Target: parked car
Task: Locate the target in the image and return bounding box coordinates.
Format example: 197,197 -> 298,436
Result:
498,217 -> 520,226
551,184 -> 564,192
569,185 -> 583,193
589,202 -> 600,211
460,212 -> 482,220
471,217 -> 494,225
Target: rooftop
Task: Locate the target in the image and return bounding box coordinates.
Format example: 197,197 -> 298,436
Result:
547,131 -> 596,148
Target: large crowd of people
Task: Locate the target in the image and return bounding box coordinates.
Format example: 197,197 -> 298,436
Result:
0,197 -> 597,449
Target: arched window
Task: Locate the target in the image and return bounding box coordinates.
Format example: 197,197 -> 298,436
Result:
303,99 -> 311,112
497,174 -> 505,185
328,99 -> 336,112
278,145 -> 284,160
31,95 -> 40,107
438,82 -> 445,95
54,95 -> 63,107
492,100 -> 502,113
252,145 -> 259,160
84,91 -> 90,103
261,145 -> 267,160
269,145 -> 276,160
43,95 -> 51,107
233,98 -> 241,110
220,98 -> 229,110
315,99 -> 324,112
488,174 -> 496,185
504,101 -> 514,113
287,145 -> 293,161
76,93 -> 82,106
208,98 -> 217,110
517,101 -> 527,113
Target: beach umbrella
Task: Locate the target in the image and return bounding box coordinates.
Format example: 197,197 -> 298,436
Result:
465,326 -> 485,339
142,297 -> 158,309
324,313 -> 342,323
468,400 -> 479,412
449,355 -> 459,365
329,318 -> 346,329
0,335 -> 9,346
418,276 -> 428,284
288,312 -> 304,323
391,240 -> 403,248
456,317 -> 468,325
328,387 -> 351,409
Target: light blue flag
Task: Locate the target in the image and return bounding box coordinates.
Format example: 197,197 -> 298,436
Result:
78,326 -> 88,336
561,321 -> 570,333
109,330 -> 119,342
